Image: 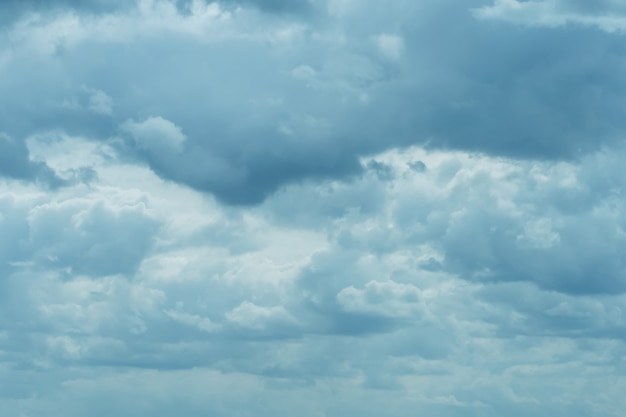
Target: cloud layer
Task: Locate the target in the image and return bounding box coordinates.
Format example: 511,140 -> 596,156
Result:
1,1 -> 625,416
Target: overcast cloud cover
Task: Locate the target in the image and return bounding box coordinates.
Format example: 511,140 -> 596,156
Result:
1,0 -> 626,415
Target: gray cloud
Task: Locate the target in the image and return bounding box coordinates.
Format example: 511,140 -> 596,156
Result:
29,199 -> 160,277
3,140 -> 626,415
217,0 -> 313,14
0,133 -> 63,186
3,0 -> 625,204
3,1 -> 626,416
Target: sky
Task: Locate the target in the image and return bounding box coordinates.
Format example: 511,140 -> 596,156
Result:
1,0 -> 626,415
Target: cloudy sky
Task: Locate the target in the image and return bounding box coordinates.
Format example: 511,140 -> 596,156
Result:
1,0 -> 626,415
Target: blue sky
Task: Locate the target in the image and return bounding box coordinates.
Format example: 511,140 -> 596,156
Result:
1,0 -> 626,415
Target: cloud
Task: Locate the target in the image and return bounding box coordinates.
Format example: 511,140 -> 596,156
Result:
2,0 -> 624,204
121,116 -> 186,153
3,1 -> 626,416
372,33 -> 404,60
226,301 -> 297,332
219,0 -> 314,14
2,133 -> 626,416
28,197 -> 160,277
86,87 -> 114,115
474,0 -> 626,32
0,133 -> 63,186
0,0 -> 133,26
337,280 -> 422,318
164,309 -> 221,333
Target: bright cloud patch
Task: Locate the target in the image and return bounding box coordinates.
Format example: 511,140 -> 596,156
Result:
372,33 -> 404,60
122,116 -> 187,153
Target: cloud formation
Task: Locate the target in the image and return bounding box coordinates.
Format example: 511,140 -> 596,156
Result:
0,133 -> 62,186
474,0 -> 626,32
1,1 -> 626,416
3,0 -> 626,204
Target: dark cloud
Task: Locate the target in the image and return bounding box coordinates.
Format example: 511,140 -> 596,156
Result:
2,0 -> 626,204
146,138 -> 364,205
442,206 -> 626,294
405,8 -> 626,159
475,281 -> 626,341
0,134 -> 63,186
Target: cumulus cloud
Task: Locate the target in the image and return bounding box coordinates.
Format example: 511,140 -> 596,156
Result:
3,131 -> 626,415
2,1 -> 626,416
226,301 -> 297,331
121,116 -> 187,153
2,0 -> 624,204
28,197 -> 160,276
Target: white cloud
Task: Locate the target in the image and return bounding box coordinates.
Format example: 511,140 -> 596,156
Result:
164,309 -> 221,333
121,116 -> 187,153
372,33 -> 404,60
226,301 -> 296,330
516,218 -> 560,249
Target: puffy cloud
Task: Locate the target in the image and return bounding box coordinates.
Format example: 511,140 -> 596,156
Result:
121,116 -> 187,153
164,308 -> 221,333
226,301 -> 297,332
2,132 -> 626,415
2,0 -> 625,204
3,1 -> 626,416
27,196 -> 160,276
